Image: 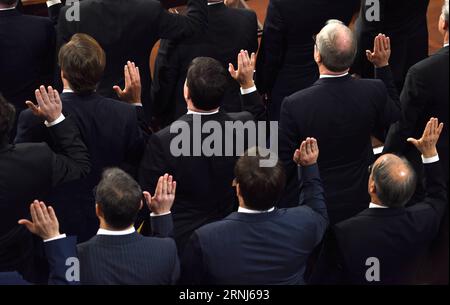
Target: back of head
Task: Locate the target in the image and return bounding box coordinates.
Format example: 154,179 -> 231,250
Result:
58,33 -> 106,95
234,147 -> 286,211
0,0 -> 17,6
95,168 -> 142,230
443,0 -> 449,25
186,57 -> 228,111
316,19 -> 357,72
0,93 -> 15,144
372,155 -> 417,208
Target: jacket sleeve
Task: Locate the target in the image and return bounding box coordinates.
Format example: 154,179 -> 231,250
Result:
240,91 -> 267,122
48,116 -> 91,187
44,236 -> 79,285
179,232 -> 207,285
150,214 -> 174,238
421,161 -> 448,224
156,0 -> 207,41
255,0 -> 285,95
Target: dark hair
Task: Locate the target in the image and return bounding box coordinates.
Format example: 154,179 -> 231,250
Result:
234,147 -> 286,210
95,168 -> 142,230
372,156 -> 417,208
186,57 -> 228,111
58,33 -> 106,95
0,0 -> 17,5
0,93 -> 16,143
317,21 -> 357,72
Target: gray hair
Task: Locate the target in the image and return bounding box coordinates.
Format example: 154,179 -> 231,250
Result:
316,20 -> 357,72
443,0 -> 449,24
372,156 -> 417,208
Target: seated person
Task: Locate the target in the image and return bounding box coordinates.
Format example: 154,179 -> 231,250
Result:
180,138 -> 329,285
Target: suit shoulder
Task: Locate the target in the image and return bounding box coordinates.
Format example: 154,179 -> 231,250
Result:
409,51 -> 448,74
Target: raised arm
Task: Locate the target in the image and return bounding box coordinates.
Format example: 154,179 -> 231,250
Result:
293,138 -> 328,224
26,86 -> 90,186
407,118 -> 447,219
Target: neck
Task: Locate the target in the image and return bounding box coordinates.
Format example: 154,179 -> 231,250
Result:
444,32 -> 449,45
99,218 -> 131,231
0,4 -> 14,9
370,196 -> 385,207
319,65 -> 349,76
187,104 -> 219,113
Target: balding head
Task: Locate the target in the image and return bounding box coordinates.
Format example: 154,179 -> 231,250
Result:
316,20 -> 357,72
369,154 -> 417,208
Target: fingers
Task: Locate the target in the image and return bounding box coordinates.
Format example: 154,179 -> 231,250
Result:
154,176 -> 163,198
172,181 -> 177,196
17,219 -> 34,232
293,149 -> 301,164
162,174 -> 168,195
39,86 -> 51,106
113,85 -> 124,96
167,175 -> 173,194
47,206 -> 58,224
25,101 -> 40,115
228,63 -> 237,79
124,64 -> 132,88
250,52 -> 256,69
143,191 -> 152,206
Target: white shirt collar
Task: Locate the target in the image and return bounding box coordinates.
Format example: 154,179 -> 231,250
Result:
320,72 -> 349,79
186,109 -> 220,115
208,1 -> 223,5
0,6 -> 15,11
62,88 -> 74,93
238,206 -> 276,214
97,226 -> 136,236
444,43 -> 449,48
369,202 -> 388,209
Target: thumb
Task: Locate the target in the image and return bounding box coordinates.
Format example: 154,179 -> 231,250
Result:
229,63 -> 237,79
407,138 -> 419,146
18,219 -> 35,232
113,86 -> 124,97
143,191 -> 152,206
25,101 -> 40,115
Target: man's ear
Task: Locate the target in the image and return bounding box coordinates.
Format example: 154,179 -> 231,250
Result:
369,179 -> 377,195
314,51 -> 322,64
139,200 -> 143,211
95,203 -> 102,218
183,80 -> 191,101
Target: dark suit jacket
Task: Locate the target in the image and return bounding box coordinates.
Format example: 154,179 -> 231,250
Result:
384,46 -> 449,186
353,0 -> 430,90
312,161 -> 447,284
15,92 -> 147,242
0,118 -> 90,282
77,215 -> 179,285
0,8 -> 55,140
180,164 -> 328,285
279,72 -> 400,224
53,0 -> 207,118
138,91 -> 266,251
0,236 -> 78,285
152,2 -> 259,125
255,0 -> 360,119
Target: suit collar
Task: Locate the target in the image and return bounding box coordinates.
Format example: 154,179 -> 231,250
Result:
0,8 -> 20,17
358,207 -> 406,218
208,2 -> 226,9
225,209 -> 280,222
313,74 -> 352,85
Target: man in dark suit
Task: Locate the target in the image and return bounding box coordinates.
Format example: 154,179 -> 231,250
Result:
279,22 -> 400,224
256,0 -> 360,120
181,138 -> 328,285
353,0 -> 430,91
49,0 -> 208,119
312,118 -> 447,284
19,168 -> 179,285
152,0 -> 259,126
383,1 -> 449,283
0,0 -> 55,140
0,201 -> 78,285
0,87 -> 90,283
139,52 -> 266,252
15,34 -> 148,242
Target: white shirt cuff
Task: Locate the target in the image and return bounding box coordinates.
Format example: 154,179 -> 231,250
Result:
240,85 -> 257,95
150,211 -> 171,217
44,114 -> 65,127
422,154 -> 440,164
46,0 -> 62,7
44,234 -> 66,243
132,103 -> 143,107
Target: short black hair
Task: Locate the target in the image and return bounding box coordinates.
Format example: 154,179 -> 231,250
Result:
95,168 -> 142,230
372,156 -> 417,208
234,147 -> 286,210
0,93 -> 16,143
186,57 -> 228,111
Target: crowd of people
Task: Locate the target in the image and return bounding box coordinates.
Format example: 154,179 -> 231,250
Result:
0,0 -> 448,285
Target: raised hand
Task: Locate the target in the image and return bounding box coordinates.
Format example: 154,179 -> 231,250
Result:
366,34 -> 391,68
229,50 -> 256,89
18,200 -> 61,240
407,117 -> 444,158
293,137 -> 319,167
113,61 -> 142,104
143,174 -> 177,215
26,86 -> 62,123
